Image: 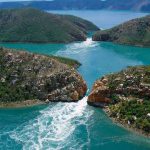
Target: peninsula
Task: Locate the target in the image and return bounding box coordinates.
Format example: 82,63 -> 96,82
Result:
93,15 -> 150,47
0,8 -> 98,43
0,47 -> 87,108
88,66 -> 150,136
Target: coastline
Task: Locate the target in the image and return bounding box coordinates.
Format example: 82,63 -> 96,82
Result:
0,100 -> 46,108
103,107 -> 150,138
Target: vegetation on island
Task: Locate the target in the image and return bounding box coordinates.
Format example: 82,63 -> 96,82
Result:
51,55 -> 81,69
88,66 -> 150,136
0,8 -> 98,43
108,66 -> 150,135
0,47 -> 87,106
109,97 -> 150,134
93,15 -> 150,47
60,15 -> 99,32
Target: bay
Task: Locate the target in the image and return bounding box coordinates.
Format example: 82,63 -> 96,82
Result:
0,10 -> 150,150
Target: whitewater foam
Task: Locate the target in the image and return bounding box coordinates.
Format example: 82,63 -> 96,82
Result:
57,38 -> 98,55
10,96 -> 93,150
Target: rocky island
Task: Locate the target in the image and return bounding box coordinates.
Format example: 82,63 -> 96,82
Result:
0,47 -> 87,108
93,15 -> 150,47
0,8 -> 99,43
88,66 -> 150,136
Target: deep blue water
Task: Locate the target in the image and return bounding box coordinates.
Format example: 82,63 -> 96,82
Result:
0,11 -> 150,150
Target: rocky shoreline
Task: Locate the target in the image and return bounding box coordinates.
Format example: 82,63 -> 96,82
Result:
0,47 -> 150,138
0,99 -> 46,108
0,47 -> 87,107
88,66 -> 150,136
104,107 -> 150,138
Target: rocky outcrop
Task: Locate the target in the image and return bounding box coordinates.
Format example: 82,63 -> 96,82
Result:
88,66 -> 150,107
93,15 -> 150,47
0,47 -> 87,104
88,66 -> 150,135
88,78 -> 111,107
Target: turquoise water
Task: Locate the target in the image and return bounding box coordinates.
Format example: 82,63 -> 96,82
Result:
0,11 -> 150,150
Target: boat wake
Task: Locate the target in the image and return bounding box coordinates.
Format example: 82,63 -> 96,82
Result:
10,96 -> 93,150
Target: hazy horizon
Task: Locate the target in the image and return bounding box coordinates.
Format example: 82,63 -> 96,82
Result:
0,0 -> 52,2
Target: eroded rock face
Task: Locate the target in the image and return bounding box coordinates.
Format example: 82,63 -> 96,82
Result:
88,66 -> 150,107
0,47 -> 87,103
93,31 -> 110,41
88,78 -> 111,107
46,71 -> 87,102
88,66 -> 150,136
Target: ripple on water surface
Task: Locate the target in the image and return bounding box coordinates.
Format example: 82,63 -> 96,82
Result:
9,97 -> 94,150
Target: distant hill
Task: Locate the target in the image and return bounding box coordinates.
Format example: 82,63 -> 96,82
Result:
0,8 -> 98,43
93,15 -> 150,47
0,0 -> 150,11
